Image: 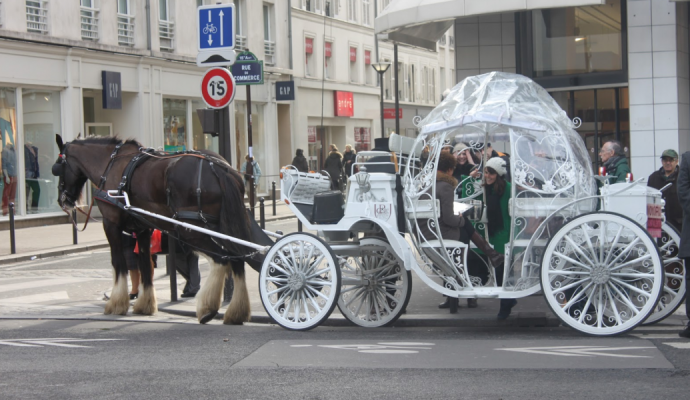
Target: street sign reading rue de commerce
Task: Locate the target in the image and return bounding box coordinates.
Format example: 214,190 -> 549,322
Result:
230,52 -> 264,85
201,67 -> 236,109
197,3 -> 236,67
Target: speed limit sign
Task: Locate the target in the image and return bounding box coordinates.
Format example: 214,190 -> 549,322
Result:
201,67 -> 236,109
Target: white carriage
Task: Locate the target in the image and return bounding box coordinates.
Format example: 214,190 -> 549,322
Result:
260,72 -> 685,335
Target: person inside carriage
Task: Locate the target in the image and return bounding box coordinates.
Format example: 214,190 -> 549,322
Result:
417,151 -> 505,314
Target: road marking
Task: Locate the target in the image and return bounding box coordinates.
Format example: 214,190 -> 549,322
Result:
0,338 -> 124,348
495,345 -> 655,358
0,256 -> 88,271
0,278 -> 90,293
663,342 -> 690,349
0,291 -> 69,304
634,326 -> 686,331
630,334 -> 681,339
317,342 -> 435,354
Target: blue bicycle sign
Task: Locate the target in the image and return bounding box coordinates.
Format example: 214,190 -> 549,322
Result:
202,23 -> 217,35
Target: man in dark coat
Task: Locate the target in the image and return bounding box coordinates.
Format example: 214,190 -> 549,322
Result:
323,144 -> 343,190
677,151 -> 690,338
648,149 -> 682,231
291,148 -> 309,172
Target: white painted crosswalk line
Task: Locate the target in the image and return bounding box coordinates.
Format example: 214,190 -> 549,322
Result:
0,278 -> 90,293
631,334 -> 681,339
634,326 -> 686,331
0,291 -> 69,304
663,342 -> 690,349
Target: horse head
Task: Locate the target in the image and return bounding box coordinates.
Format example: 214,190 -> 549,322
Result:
51,134 -> 88,209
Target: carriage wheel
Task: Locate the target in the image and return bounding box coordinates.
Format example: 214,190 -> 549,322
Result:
643,222 -> 686,325
259,233 -> 341,331
337,238 -> 412,328
541,212 -> 664,336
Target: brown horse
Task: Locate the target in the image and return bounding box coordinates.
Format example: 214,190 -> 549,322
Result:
51,135 -> 256,324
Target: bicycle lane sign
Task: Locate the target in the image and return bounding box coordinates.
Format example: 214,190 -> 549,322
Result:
197,3 -> 236,67
201,68 -> 236,109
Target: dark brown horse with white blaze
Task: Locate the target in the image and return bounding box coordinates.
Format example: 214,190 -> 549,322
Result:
51,134 -> 258,325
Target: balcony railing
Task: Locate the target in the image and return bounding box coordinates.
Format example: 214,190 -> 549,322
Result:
80,6 -> 99,41
264,40 -> 275,66
26,1 -> 48,34
159,20 -> 174,52
235,34 -> 248,52
117,13 -> 135,46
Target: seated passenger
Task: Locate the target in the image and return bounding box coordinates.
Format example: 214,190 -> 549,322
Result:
417,152 -> 503,313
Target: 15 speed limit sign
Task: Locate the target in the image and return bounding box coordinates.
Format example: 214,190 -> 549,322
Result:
201,67 -> 236,109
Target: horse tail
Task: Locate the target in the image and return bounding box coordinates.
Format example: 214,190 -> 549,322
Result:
215,165 -> 253,256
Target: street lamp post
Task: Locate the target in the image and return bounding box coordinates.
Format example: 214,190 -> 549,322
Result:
371,61 -> 391,139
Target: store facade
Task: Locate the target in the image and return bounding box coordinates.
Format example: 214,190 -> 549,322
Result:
376,0 -> 690,179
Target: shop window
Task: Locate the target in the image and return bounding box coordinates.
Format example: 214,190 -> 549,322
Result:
354,127 -> 370,153
325,41 -> 334,80
191,99 -> 218,153
1,88 -> 18,216
305,36 -> 315,77
533,0 -> 622,77
22,89 -> 62,215
349,46 -> 358,83
163,98 -> 187,152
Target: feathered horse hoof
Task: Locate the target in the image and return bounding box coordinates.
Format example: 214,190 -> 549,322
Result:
200,311 -> 218,324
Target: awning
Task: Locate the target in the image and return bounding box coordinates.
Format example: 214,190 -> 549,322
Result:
375,0 -> 606,51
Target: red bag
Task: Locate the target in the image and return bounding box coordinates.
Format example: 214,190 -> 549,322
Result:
134,229 -> 163,254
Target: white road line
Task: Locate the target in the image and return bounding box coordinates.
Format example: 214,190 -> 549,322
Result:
663,342 -> 690,349
0,291 -> 69,304
630,334 -> 682,339
0,278 -> 90,293
0,256 -> 88,271
634,326 -> 686,331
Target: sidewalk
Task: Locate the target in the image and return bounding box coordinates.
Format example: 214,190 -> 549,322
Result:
0,200 -> 297,265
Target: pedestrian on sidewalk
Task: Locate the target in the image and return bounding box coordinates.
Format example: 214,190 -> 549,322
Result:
291,149 -> 309,173
323,144 -> 343,191
676,151 -> 690,339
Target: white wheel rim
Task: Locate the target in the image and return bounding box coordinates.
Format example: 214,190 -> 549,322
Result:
644,222 -> 686,324
259,234 -> 339,330
542,213 -> 664,336
338,238 -> 410,328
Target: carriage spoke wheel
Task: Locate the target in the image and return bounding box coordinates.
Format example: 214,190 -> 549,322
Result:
643,222 -> 686,325
541,212 -> 664,336
259,233 -> 340,331
337,238 -> 412,328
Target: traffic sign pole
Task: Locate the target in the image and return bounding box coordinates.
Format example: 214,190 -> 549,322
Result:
246,85 -> 254,216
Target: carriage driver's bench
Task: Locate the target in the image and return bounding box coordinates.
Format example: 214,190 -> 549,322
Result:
282,168 -> 344,224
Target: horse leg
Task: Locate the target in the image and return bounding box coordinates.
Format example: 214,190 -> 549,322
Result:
103,222 -> 130,315
196,255 -> 227,324
223,261 -> 250,325
133,230 -> 157,315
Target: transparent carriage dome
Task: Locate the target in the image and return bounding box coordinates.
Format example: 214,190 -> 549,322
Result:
415,72 -> 596,204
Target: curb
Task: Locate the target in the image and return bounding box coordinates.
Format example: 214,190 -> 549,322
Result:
157,303 -> 561,328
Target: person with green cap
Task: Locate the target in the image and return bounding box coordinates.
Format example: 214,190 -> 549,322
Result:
648,149 -> 682,231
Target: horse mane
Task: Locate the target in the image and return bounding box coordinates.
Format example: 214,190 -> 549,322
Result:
72,136 -> 142,147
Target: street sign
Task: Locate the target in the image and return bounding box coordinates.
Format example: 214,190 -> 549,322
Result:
201,67 -> 236,109
231,51 -> 264,85
383,108 -> 403,119
197,4 -> 236,67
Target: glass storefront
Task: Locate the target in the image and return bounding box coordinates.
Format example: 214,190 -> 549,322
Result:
532,0 -> 623,77
22,89 -> 62,215
551,87 -> 629,171
234,101 -> 266,192
1,87 -> 18,216
163,98 -> 187,152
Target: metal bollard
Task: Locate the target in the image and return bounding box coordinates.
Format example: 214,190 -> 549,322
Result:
9,202 -> 16,254
72,209 -> 78,245
272,181 -> 276,216
298,220 -> 302,232
259,197 -> 265,229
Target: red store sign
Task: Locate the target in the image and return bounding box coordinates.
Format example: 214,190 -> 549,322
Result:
350,47 -> 357,62
383,108 -> 403,119
364,50 -> 371,65
305,37 -> 313,54
325,42 -> 332,57
334,91 -> 354,117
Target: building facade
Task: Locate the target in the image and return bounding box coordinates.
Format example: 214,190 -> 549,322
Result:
377,0 -> 690,178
